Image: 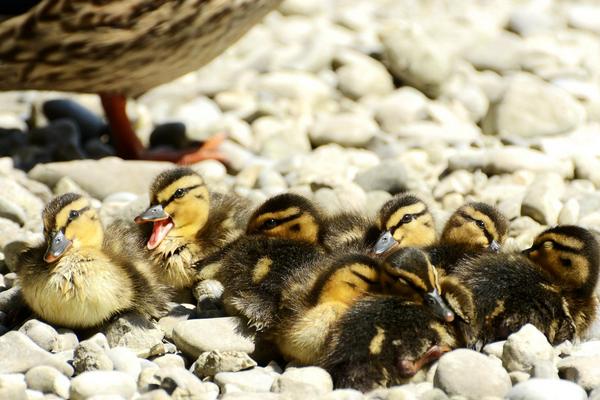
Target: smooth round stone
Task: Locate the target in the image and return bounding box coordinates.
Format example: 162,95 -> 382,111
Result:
69,371 -> 136,400
18,320 -> 59,352
214,367 -> 277,394
149,122 -> 188,150
507,378 -> 586,400
309,112 -> 378,148
374,87 -> 429,133
172,318 -> 255,360
434,349 -> 511,399
194,351 -> 257,377
272,367 -> 333,395
25,366 -> 70,398
84,138 -> 116,160
0,332 -> 73,376
502,324 -> 554,373
354,160 -> 408,195
103,313 -> 164,357
558,355 -> 600,391
0,373 -> 27,400
153,354 -> 186,370
320,389 -> 364,400
336,55 -> 393,99
520,172 -> 564,225
107,347 -> 141,381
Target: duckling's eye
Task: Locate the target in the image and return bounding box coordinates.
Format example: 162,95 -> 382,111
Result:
401,214 -> 413,224
425,296 -> 435,305
262,219 -> 278,230
174,188 -> 186,199
560,257 -> 572,268
68,210 -> 79,220
475,220 -> 485,229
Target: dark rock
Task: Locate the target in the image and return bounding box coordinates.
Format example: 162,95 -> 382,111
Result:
0,129 -> 28,157
43,99 -> 108,141
29,119 -> 81,148
149,122 -> 189,150
84,138 -> 115,159
12,146 -> 52,171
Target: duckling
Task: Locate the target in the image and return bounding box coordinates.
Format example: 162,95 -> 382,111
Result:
17,193 -> 170,329
320,292 -> 470,391
135,167 -> 251,290
273,248 -> 475,365
453,225 -> 599,345
372,194 -> 436,256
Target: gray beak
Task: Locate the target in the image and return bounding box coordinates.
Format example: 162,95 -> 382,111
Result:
425,290 -> 455,323
373,230 -> 397,255
44,230 -> 72,263
489,240 -> 501,252
134,204 -> 169,224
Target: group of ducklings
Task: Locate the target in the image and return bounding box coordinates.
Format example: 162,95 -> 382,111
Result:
13,167 -> 600,391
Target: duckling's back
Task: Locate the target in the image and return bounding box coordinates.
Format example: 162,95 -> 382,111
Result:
453,253 -> 574,345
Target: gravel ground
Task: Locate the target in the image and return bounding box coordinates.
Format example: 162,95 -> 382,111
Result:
2,0 -> 600,398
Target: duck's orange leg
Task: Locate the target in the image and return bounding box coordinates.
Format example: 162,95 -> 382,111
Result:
99,93 -> 227,165
397,344 -> 451,378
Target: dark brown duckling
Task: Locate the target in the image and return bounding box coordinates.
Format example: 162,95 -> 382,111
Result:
453,225 -> 599,345
17,193 -> 171,329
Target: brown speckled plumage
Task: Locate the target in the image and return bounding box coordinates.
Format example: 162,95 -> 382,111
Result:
0,0 -> 282,96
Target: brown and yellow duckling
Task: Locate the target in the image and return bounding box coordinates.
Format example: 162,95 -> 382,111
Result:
371,194 -> 436,256
319,249 -> 475,391
134,167 -> 251,290
17,193 -> 170,329
453,225 -> 599,345
274,248 -> 474,366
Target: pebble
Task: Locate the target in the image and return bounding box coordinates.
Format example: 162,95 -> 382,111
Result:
320,389 -> 364,400
520,173 -> 564,225
558,355 -> 600,391
0,332 -> 73,376
482,341 -> 506,359
381,24 -> 453,97
272,367 -> 334,396
69,371 -> 136,400
507,378 -> 587,400
502,324 -> 555,373
73,338 -> 114,374
18,320 -> 59,353
144,367 -> 219,400
558,198 -> 580,225
0,373 -> 27,400
103,313 -> 165,357
172,317 -> 255,360
463,32 -> 524,73
157,304 -> 195,340
493,74 -> 585,138
194,351 -> 257,377
152,354 -> 186,370
214,367 -> 277,394
373,87 -> 429,133
107,347 -> 142,381
24,366 -> 70,398
354,160 -> 408,195
309,112 -> 378,148
433,349 -> 511,399
336,52 -> 394,99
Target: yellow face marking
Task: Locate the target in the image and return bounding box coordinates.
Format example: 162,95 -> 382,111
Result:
319,263 -> 378,306
252,257 -> 273,284
155,175 -> 205,203
51,198 -> 104,251
251,207 -> 301,228
391,214 -> 436,247
386,203 -> 427,229
394,270 -> 427,292
369,326 -> 386,355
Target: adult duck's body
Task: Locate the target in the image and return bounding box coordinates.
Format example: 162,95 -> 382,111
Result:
0,0 -> 282,163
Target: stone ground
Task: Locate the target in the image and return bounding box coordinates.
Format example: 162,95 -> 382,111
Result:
2,0 -> 600,398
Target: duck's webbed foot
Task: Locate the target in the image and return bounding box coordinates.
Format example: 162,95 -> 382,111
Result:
397,344 -> 452,378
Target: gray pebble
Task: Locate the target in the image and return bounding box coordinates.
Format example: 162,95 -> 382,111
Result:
521,173 -> 564,225
434,349 -> 511,399
18,320 -> 59,352
172,317 -> 255,360
502,324 -> 555,373
215,367 -> 277,394
73,338 -> 114,374
0,332 -> 73,376
142,367 -> 218,400
194,350 -> 256,377
507,378 -> 586,400
309,113 -> 378,148
24,366 -> 70,398
69,371 -> 136,400
272,366 -> 333,396
354,160 -> 408,195
103,312 -> 164,357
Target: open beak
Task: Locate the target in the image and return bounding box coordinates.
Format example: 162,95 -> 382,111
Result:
134,204 -> 169,224
426,290 -> 455,322
488,240 -> 501,252
44,230 -> 72,263
373,230 -> 397,255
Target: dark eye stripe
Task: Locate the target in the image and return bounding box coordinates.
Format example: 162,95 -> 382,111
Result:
530,240 -> 580,255
458,211 -> 494,245
63,206 -> 90,230
391,210 -> 427,233
164,184 -> 202,206
260,212 -> 302,230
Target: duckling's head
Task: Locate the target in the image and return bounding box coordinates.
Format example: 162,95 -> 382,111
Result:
382,248 -> 455,322
245,193 -> 324,245
42,193 -> 102,263
440,202 -> 509,252
135,167 -> 210,250
373,194 -> 435,255
524,225 -> 600,296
